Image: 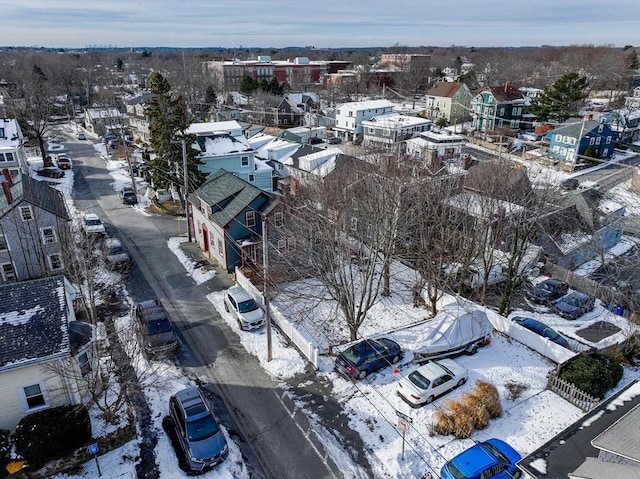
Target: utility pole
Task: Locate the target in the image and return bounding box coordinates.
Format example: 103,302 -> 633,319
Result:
262,214 -> 272,361
181,138 -> 192,242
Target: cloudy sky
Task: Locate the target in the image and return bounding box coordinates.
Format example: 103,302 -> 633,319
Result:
2,0 -> 639,49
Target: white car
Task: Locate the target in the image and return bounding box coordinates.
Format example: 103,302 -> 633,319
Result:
224,285 -> 265,331
397,358 -> 467,407
82,213 -> 106,236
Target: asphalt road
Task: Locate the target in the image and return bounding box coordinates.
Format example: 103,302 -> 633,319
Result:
61,132 -> 339,479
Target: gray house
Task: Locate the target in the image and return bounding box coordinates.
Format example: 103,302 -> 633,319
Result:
0,174 -> 70,284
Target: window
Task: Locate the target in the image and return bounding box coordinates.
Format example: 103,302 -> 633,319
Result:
41,226 -> 57,244
77,352 -> 91,376
499,107 -> 505,116
217,239 -> 223,255
598,124 -> 604,133
0,153 -> 5,162
22,383 -> 47,410
606,136 -> 612,144
241,156 -> 249,167
48,253 -> 63,271
0,233 -> 7,251
589,137 -> 595,145
278,239 -> 286,250
246,211 -> 256,227
555,134 -> 562,142
603,148 -> 609,156
596,137 -> 601,145
286,238 -> 296,251
20,206 -> 33,221
248,173 -> 255,182
274,211 -> 284,228
4,152 -> 14,162
1,263 -> 16,281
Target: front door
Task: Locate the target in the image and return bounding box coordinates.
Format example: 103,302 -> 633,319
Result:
201,225 -> 209,253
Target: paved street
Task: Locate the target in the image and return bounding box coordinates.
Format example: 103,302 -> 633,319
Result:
65,133 -> 345,479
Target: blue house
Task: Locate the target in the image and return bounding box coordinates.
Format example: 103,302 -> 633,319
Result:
546,118 -> 618,166
186,121 -> 275,193
470,83 -> 527,132
188,169 -> 275,272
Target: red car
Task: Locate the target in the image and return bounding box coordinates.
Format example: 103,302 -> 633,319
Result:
56,155 -> 72,170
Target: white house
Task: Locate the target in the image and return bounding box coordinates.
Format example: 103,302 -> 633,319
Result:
84,107 -> 127,137
333,99 -> 394,142
406,129 -> 465,161
362,112 -> 431,148
0,118 -> 27,181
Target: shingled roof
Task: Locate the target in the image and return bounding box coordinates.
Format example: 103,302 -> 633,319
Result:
189,169 -> 273,227
426,81 -> 465,98
485,84 -> 526,102
0,174 -> 69,220
0,275 -> 71,371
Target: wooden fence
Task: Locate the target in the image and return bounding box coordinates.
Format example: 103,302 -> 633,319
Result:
547,373 -> 599,411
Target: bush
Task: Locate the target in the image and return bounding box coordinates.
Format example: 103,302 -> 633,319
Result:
14,405 -> 91,469
560,353 -> 624,399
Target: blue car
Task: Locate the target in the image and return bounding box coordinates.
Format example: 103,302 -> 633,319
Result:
552,291 -> 595,320
511,317 -> 569,348
441,438 -> 522,479
335,338 -> 402,380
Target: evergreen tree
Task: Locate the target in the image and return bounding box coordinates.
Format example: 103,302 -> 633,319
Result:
239,75 -> 258,96
529,72 -> 589,123
146,72 -> 205,193
625,49 -> 639,70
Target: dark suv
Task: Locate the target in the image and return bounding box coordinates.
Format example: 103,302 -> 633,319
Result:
136,300 -> 179,357
169,387 -> 228,472
120,187 -> 138,205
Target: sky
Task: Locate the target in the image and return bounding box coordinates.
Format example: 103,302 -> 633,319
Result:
2,0 -> 640,50
29,121 -> 640,479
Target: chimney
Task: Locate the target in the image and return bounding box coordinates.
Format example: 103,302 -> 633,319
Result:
1,178 -> 12,204
2,169 -> 12,187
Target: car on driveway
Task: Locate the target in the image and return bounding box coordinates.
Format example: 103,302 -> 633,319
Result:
81,213 -> 106,236
441,438 -> 522,479
224,285 -> 265,331
168,387 -> 228,472
335,337 -> 402,380
552,291 -> 595,320
119,186 -> 138,205
36,167 -> 65,179
525,278 -> 569,304
511,316 -> 570,348
397,358 -> 467,407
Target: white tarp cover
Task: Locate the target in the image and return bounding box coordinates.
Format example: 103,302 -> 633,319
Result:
412,304 -> 492,355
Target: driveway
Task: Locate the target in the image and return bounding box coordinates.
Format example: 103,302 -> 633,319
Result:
65,132 -> 349,479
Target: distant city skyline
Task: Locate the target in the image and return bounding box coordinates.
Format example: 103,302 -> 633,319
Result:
2,0 -> 639,50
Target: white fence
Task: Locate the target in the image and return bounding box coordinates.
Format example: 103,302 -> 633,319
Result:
235,269 -> 320,369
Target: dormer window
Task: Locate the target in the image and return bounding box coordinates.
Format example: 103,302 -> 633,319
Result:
241,156 -> 249,167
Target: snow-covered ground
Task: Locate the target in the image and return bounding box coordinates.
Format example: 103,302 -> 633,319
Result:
38,126 -> 640,478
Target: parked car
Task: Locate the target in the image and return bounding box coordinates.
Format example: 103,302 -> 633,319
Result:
36,167 -> 65,179
552,291 -> 595,320
560,178 -> 579,190
103,134 -> 117,144
327,137 -> 342,144
448,263 -> 507,291
119,186 -> 138,205
224,285 -> 265,331
136,299 -> 179,357
168,387 -> 228,472
55,155 -> 72,170
335,338 -> 402,380
77,132 -> 86,140
81,213 -> 106,236
441,438 -> 522,479
511,316 -> 570,348
103,237 -> 131,269
397,358 -> 467,407
525,278 -> 569,304
308,137 -> 323,144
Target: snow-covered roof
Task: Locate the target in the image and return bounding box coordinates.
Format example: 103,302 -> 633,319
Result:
187,120 -> 243,136
193,134 -> 251,156
446,191 -> 523,220
337,99 -> 394,112
363,112 -> 430,129
0,118 -> 22,149
86,107 -> 123,120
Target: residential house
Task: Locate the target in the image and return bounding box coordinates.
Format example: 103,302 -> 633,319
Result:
624,85 -> 640,109
0,118 -> 28,181
333,99 -> 395,142
186,121 -> 275,193
0,174 -> 70,284
83,107 -> 128,138
124,92 -> 151,144
518,380 -> 640,479
281,145 -> 346,188
361,112 -> 431,149
596,109 -> 640,144
188,169 -> 275,272
406,129 -> 465,162
0,275 -> 95,431
280,126 -> 327,144
471,82 -> 527,132
424,82 -> 472,124
546,118 -> 618,166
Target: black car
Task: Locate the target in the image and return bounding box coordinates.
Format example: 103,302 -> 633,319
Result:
552,291 -> 596,320
120,187 -> 138,205
511,316 -> 570,348
526,278 -> 569,304
327,137 -> 342,144
36,167 -> 65,179
335,338 -> 402,380
560,178 -> 579,190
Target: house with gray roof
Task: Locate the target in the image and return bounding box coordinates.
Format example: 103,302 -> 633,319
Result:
188,169 -> 275,272
0,118 -> 28,181
0,174 -> 71,284
0,275 -> 95,431
546,118 -> 618,166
